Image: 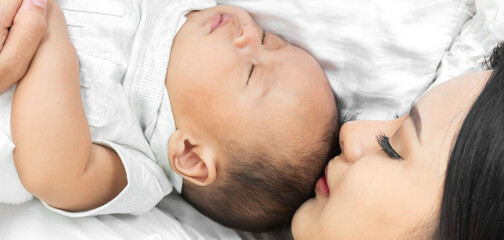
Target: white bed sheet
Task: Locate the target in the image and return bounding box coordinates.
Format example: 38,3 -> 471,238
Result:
2,0 -> 503,239
0,193 -> 289,240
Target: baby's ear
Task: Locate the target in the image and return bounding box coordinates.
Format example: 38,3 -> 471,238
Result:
168,130 -> 217,186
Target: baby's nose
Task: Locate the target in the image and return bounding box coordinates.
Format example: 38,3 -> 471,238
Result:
233,24 -> 260,57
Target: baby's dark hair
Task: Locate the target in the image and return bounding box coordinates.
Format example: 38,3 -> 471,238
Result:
182,104 -> 339,232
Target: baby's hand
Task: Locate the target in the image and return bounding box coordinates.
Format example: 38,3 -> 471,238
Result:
0,0 -> 47,94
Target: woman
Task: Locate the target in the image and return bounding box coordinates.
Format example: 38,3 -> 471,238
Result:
292,43 -> 504,239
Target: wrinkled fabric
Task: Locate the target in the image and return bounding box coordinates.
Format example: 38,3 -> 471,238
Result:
434,0 -> 504,88
218,0 -> 475,120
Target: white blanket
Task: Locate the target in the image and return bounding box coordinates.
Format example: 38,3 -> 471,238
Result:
1,0 -> 503,239
218,0 -> 478,120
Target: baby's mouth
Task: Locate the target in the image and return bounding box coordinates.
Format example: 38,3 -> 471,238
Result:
210,14 -> 233,33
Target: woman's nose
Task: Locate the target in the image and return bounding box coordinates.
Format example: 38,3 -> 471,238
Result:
338,116 -> 406,163
339,121 -> 368,163
233,23 -> 261,57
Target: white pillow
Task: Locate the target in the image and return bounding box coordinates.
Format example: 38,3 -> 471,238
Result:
217,0 -> 475,120
434,0 -> 504,90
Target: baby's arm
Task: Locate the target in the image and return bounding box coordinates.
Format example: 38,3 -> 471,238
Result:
10,0 -> 126,212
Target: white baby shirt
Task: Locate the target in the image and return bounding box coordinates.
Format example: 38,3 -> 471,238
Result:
0,0 -> 216,217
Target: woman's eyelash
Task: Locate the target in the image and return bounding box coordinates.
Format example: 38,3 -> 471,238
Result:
376,133 -> 404,160
262,30 -> 266,44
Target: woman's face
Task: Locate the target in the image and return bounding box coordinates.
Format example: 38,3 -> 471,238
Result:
292,71 -> 492,239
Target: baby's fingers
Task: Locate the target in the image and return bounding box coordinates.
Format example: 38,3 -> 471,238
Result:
0,0 -> 47,93
0,0 -> 24,52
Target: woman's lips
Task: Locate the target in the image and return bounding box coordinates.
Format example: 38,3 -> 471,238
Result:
315,163 -> 331,197
210,14 -> 233,33
315,176 -> 330,197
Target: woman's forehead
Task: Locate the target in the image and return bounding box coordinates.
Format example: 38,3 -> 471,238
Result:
410,71 -> 491,169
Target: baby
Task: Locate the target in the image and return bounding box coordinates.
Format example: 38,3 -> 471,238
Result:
5,0 -> 338,232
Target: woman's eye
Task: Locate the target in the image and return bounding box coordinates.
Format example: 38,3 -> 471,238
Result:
262,30 -> 266,45
376,133 -> 404,160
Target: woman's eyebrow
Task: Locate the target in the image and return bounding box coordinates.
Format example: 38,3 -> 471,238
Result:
409,105 -> 422,143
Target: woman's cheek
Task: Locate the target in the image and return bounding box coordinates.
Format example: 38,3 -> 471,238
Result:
291,198 -> 324,239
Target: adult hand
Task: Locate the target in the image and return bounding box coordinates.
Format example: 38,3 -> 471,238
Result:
0,0 -> 47,94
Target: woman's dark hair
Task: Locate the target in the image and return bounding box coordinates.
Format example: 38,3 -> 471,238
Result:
435,42 -> 504,239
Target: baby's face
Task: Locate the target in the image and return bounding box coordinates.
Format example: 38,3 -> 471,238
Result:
166,5 -> 336,159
